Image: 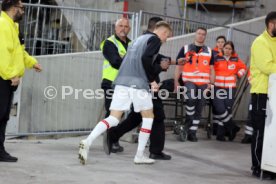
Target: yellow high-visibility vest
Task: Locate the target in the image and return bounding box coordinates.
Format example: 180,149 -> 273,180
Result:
0,11 -> 37,80
250,30 -> 276,94
100,35 -> 131,82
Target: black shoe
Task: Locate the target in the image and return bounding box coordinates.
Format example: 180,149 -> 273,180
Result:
228,126 -> 240,141
216,135 -> 226,142
187,133 -> 198,142
241,134 -> 252,144
103,130 -> 111,155
252,170 -> 275,180
149,152 -> 172,160
111,142 -> 124,153
0,153 -> 18,162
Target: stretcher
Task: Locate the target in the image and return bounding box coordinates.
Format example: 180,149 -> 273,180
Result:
162,92 -> 213,142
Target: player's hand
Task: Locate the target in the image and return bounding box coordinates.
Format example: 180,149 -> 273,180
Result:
150,81 -> 159,92
33,63 -> 42,72
177,58 -> 189,65
11,77 -> 20,86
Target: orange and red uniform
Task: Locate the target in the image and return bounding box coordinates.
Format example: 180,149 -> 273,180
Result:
214,52 -> 247,88
181,44 -> 213,86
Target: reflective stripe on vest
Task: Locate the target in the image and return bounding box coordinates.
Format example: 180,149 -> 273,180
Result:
182,44 -> 212,85
215,75 -> 236,88
100,35 -> 130,82
215,82 -> 236,88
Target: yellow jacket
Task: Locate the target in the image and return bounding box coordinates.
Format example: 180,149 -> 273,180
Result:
0,11 -> 37,80
250,30 -> 276,94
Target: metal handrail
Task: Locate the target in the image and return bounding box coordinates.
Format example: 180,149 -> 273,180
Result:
140,10 -> 259,37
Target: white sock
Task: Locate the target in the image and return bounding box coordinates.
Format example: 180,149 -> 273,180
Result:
86,116 -> 119,146
136,118 -> 153,158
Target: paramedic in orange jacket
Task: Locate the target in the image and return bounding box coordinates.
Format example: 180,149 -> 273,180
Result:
174,27 -> 215,142
212,35 -> 227,135
213,35 -> 226,57
212,41 -> 246,141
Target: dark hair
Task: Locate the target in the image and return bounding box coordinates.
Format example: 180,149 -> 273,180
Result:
265,11 -> 276,27
223,41 -> 235,54
154,21 -> 172,32
1,0 -> 21,11
147,17 -> 164,31
216,35 -> 226,42
196,27 -> 207,33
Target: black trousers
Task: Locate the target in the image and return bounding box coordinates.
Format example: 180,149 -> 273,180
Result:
244,102 -> 253,136
184,82 -> 207,133
101,79 -> 113,117
212,87 -> 236,137
251,93 -> 267,172
109,95 -> 166,154
0,78 -> 17,153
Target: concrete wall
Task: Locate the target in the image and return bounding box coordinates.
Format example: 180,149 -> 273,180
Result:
19,52 -> 105,133
68,0 -> 275,25
57,0 -> 125,12
261,0 -> 276,14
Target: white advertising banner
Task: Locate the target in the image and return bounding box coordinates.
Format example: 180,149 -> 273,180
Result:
262,74 -> 276,173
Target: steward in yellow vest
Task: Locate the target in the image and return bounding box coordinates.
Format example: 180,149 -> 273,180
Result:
100,18 -> 131,118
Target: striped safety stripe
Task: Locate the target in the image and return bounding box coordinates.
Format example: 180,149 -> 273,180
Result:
183,78 -> 210,83
221,114 -> 233,123
101,120 -> 110,129
186,111 -> 195,116
213,111 -> 228,119
215,82 -> 236,88
245,125 -> 253,131
193,120 -> 200,125
182,72 -> 210,77
245,130 -> 253,135
215,76 -> 235,81
186,105 -> 195,111
189,126 -> 198,130
140,128 -> 151,134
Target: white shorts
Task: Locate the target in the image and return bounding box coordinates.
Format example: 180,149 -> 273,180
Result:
109,85 -> 153,112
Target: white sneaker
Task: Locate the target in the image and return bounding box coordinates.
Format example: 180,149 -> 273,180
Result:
134,155 -> 155,164
79,139 -> 89,165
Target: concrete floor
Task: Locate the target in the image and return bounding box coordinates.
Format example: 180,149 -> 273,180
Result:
1,132 -> 275,184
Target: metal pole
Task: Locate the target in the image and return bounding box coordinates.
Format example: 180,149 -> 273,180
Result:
32,0 -> 41,55
164,0 -> 168,16
227,27 -> 233,41
40,8 -> 46,55
182,0 -> 187,34
254,0 -> 258,18
196,0 -> 199,18
183,0 -> 187,20
176,0 -> 183,18
136,10 -> 142,38
231,1 -> 236,24
130,12 -> 136,41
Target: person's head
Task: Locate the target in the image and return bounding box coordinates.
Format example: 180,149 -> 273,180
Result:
265,11 -> 276,37
223,41 -> 235,57
1,0 -> 25,22
115,18 -> 131,39
195,27 -> 207,45
215,35 -> 226,50
153,21 -> 172,43
147,17 -> 163,32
